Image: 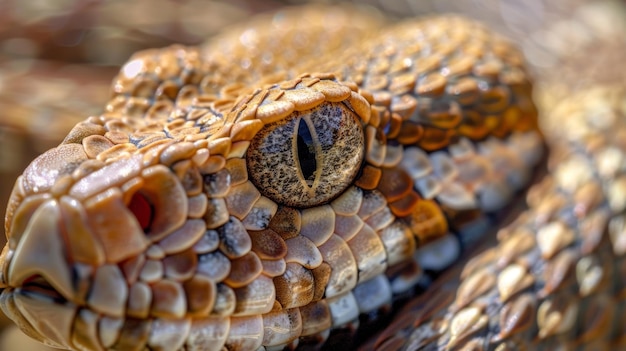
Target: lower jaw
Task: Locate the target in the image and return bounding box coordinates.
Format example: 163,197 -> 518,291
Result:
1,288 -> 77,349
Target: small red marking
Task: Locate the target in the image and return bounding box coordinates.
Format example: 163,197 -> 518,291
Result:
128,192 -> 153,232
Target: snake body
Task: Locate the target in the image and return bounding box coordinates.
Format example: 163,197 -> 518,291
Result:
368,85 -> 626,351
0,4 -> 623,351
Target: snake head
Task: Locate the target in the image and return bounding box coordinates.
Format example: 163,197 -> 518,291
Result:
0,73 -> 379,349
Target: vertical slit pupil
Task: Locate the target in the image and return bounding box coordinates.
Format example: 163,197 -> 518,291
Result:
296,119 -> 317,184
128,192 -> 153,232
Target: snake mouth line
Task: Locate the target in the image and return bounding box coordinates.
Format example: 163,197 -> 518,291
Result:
18,275 -> 68,304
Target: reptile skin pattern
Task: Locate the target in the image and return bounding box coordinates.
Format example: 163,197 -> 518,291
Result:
0,4 -> 624,351
365,86 -> 626,351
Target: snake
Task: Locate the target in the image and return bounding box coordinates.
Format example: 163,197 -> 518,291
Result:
0,3 -> 624,351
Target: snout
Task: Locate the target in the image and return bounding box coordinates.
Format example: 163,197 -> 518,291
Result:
0,198 -> 79,349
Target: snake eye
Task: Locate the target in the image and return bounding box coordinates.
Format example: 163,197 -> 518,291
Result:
247,102 -> 364,208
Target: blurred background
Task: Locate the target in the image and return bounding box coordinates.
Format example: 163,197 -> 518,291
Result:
0,0 -> 624,349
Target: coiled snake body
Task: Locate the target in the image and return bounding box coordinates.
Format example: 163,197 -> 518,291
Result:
0,4 -> 624,351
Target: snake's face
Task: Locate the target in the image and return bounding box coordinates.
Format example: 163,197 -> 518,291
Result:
0,140 -> 208,348
0,76 -> 408,349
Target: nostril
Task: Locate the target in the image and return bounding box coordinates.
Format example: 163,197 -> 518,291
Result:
128,192 -> 154,232
20,275 -> 66,303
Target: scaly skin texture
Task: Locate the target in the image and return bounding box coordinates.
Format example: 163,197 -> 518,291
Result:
0,3 -> 621,351
364,86 -> 626,351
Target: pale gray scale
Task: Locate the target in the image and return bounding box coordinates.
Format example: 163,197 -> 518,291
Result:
476,179 -> 514,212
455,216 -> 492,247
352,275 -> 393,314
326,292 -> 360,327
192,229 -> 220,254
414,233 -> 461,271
